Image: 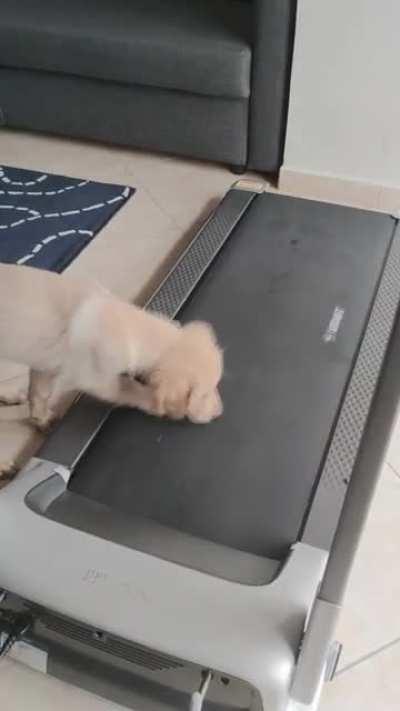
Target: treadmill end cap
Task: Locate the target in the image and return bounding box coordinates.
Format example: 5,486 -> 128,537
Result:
232,179 -> 266,194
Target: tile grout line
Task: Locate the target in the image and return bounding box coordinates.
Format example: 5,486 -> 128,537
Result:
335,635 -> 400,677
140,184 -> 183,231
386,461 -> 400,480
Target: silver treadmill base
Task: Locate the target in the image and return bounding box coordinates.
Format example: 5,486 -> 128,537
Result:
0,457 -> 328,711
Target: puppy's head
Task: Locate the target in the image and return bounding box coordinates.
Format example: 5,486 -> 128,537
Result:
149,321 -> 223,424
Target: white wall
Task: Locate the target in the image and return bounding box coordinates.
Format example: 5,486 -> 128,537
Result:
283,0 -> 400,188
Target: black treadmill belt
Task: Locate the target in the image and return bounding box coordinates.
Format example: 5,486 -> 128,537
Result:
69,193 -> 394,559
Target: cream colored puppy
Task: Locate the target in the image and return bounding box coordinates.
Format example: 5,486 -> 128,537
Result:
0,263 -> 223,480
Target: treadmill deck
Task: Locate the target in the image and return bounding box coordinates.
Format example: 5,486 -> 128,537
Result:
63,193 -> 395,560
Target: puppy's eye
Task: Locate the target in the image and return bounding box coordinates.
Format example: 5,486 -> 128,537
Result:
120,370 -> 135,380
135,372 -> 148,385
120,371 -> 149,385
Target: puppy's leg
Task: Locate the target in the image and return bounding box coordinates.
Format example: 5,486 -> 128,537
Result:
30,369 -> 80,432
0,377 -> 28,406
116,377 -> 160,416
29,370 -> 59,432
46,373 -> 77,423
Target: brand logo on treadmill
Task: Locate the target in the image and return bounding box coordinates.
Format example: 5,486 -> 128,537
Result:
323,306 -> 345,343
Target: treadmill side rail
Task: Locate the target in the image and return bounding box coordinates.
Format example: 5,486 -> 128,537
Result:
303,217 -> 400,551
0,457 -> 327,711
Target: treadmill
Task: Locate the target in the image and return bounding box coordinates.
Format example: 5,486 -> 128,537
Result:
1,181 -> 400,711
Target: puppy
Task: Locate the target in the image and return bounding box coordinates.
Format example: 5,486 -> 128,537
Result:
0,263 -> 223,480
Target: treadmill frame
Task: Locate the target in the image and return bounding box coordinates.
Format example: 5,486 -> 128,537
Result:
1,182 -> 400,710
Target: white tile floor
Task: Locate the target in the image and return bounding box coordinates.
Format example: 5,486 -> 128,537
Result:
1,128 -> 400,710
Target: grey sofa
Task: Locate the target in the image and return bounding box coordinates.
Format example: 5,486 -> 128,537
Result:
0,0 -> 296,173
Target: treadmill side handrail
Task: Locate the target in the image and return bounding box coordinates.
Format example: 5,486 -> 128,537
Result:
320,285 -> 400,605
303,217 -> 400,553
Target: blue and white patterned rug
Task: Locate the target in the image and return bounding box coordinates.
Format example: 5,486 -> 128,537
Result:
0,165 -> 134,272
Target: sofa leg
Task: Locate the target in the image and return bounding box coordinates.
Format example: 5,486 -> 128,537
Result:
230,164 -> 247,175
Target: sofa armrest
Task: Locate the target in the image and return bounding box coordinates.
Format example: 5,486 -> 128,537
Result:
248,0 -> 297,172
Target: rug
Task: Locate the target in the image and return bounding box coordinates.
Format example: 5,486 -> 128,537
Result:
0,165 -> 134,272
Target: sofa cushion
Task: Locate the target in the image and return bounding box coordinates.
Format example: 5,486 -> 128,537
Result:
0,0 -> 252,99
0,68 -> 249,165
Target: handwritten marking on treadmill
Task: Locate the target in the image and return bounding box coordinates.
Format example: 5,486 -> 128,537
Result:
82,569 -> 109,584
82,569 -> 149,603
120,582 -> 149,604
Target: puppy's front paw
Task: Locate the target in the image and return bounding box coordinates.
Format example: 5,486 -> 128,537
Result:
149,375 -> 190,421
187,388 -> 223,424
29,414 -> 56,433
29,396 -> 56,432
0,460 -> 19,488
